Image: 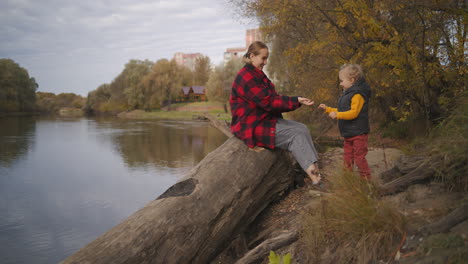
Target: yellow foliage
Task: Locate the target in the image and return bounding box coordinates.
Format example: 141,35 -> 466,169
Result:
233,0 -> 465,126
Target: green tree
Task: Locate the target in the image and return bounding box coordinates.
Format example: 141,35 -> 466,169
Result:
0,59 -> 37,112
121,59 -> 153,109
85,83 -> 111,114
140,59 -> 182,109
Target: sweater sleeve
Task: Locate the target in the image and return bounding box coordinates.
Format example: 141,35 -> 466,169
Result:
325,106 -> 338,113
239,71 -> 301,112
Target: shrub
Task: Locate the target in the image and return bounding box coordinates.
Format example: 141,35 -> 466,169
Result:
301,171 -> 406,263
268,251 -> 291,264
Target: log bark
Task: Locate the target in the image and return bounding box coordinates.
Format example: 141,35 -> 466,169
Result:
204,113 -> 233,138
379,156 -> 441,195
420,201 -> 468,235
61,137 -> 296,264
380,155 -> 427,183
235,231 -> 299,264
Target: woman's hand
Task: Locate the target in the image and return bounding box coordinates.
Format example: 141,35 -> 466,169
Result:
328,111 -> 337,119
318,104 -> 327,110
298,97 -> 314,106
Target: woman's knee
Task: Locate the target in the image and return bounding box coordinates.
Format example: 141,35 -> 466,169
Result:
293,122 -> 309,135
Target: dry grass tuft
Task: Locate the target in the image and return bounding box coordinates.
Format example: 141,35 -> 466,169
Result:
301,170 -> 407,263
428,96 -> 468,192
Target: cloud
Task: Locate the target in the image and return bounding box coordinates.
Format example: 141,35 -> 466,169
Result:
0,0 -> 257,95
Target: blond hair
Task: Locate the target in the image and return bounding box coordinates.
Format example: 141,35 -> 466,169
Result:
243,41 -> 268,64
339,64 -> 363,81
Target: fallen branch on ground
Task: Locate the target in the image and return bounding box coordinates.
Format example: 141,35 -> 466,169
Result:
235,231 -> 299,264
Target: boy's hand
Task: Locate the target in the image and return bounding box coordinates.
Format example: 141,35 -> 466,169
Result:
329,111 -> 337,119
298,97 -> 314,106
318,104 -> 327,110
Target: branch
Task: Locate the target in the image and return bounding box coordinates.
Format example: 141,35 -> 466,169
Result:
204,113 -> 233,138
235,231 -> 299,264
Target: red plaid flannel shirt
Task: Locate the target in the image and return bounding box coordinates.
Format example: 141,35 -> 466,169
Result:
229,63 -> 301,149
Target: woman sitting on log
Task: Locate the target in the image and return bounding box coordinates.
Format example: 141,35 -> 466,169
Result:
230,41 -> 321,184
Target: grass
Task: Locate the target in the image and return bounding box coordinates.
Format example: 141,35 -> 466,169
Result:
132,110 -> 231,121
301,170 -> 407,263
120,101 -> 231,121
169,101 -> 225,108
427,95 -> 468,192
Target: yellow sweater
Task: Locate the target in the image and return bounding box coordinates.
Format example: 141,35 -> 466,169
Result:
325,94 -> 365,120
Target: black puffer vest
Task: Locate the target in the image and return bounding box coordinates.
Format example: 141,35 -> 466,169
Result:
337,78 -> 371,138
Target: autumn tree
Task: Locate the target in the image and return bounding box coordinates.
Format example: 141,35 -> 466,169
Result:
179,65 -> 194,87
230,0 -> 466,126
36,92 -> 85,113
85,59 -> 153,114
206,58 -> 244,102
193,55 -> 212,86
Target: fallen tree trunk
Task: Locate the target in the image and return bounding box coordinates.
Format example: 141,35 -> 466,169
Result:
204,113 -> 233,138
379,156 -> 441,195
61,137 -> 296,264
420,201 -> 468,235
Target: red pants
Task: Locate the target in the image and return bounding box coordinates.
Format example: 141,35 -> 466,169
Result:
343,134 -> 371,179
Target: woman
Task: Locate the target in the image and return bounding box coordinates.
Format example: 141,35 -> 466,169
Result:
230,41 -> 321,184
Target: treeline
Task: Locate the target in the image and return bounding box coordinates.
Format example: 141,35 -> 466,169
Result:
0,59 -> 37,112
87,56 -> 209,114
36,92 -> 85,114
0,58 -> 86,114
231,0 -> 466,133
0,55 -> 243,116
85,55 -> 243,115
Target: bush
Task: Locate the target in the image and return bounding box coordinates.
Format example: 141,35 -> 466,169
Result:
301,171 -> 406,263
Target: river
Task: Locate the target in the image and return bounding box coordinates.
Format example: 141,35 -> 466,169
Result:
0,116 -> 227,264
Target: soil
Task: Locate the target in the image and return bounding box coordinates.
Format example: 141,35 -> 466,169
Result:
214,145 -> 467,264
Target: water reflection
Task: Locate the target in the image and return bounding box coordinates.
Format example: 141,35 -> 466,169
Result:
0,117 -> 36,167
92,119 -> 227,169
0,117 -> 227,264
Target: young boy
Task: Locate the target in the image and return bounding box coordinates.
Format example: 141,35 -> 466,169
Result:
319,64 -> 371,179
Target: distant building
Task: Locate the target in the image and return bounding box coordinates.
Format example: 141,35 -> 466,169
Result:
224,28 -> 263,66
173,52 -> 202,71
223,47 -> 246,66
180,86 -> 207,102
245,28 -> 262,47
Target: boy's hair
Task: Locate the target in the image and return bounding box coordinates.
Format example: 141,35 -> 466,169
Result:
339,64 -> 363,81
243,41 -> 268,64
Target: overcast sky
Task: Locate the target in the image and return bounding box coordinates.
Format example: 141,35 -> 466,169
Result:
0,0 -> 257,96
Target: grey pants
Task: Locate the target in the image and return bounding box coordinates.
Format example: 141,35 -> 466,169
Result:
275,118 -> 319,172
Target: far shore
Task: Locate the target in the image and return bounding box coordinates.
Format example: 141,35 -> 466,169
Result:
116,102 -> 231,121
0,111 -> 41,117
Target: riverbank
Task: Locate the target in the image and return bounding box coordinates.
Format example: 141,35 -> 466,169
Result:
212,146 -> 467,263
117,102 -> 231,121
0,111 -> 41,117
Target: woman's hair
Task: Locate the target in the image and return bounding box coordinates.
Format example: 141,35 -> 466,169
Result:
339,64 -> 363,81
243,41 -> 268,64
